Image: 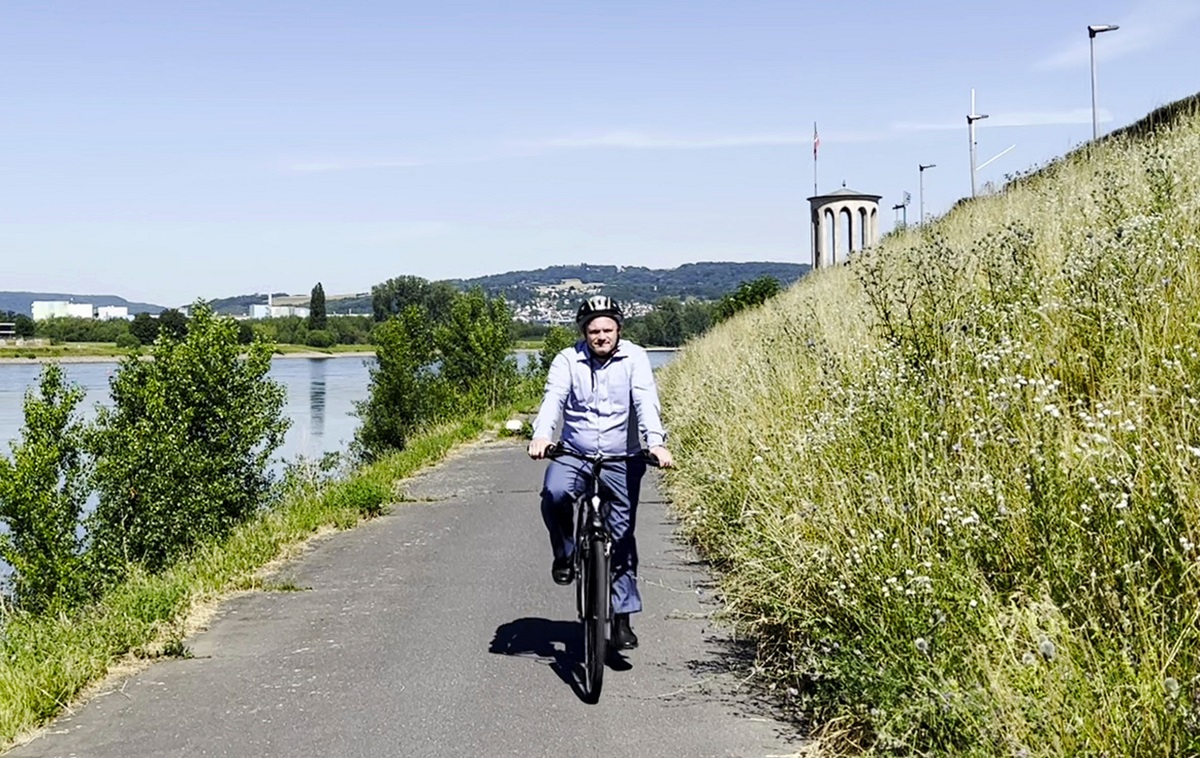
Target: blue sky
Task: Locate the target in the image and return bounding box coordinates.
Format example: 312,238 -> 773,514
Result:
2,0 -> 1198,306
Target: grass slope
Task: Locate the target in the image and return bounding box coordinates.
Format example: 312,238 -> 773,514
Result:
658,95 -> 1200,755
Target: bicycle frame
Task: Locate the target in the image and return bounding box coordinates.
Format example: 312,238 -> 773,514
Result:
545,442 -> 659,700
546,444 -> 656,600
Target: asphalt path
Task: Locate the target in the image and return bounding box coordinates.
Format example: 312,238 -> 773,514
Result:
9,437 -> 801,757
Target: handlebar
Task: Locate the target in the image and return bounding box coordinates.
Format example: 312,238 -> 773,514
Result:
545,443 -> 662,468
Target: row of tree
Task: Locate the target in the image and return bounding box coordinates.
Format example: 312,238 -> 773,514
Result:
620,276 -> 783,347
0,303 -> 287,613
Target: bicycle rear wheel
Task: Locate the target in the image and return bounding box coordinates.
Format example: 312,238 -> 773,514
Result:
581,535 -> 610,702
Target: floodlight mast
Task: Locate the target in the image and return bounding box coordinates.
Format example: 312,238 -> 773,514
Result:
967,89 -> 989,198
1088,24 -> 1120,140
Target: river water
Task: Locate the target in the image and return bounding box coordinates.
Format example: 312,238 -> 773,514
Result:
0,350 -> 678,464
0,350 -> 677,584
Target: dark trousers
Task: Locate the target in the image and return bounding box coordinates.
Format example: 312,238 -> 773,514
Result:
540,456 -> 647,615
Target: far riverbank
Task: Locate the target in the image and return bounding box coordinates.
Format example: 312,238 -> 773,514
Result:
1,342 -> 682,364
0,349 -> 377,365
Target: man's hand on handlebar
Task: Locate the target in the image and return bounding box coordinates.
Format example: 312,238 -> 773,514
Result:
528,438 -> 553,459
649,446 -> 674,468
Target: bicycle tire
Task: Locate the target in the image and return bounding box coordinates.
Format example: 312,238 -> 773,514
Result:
582,535 -> 610,701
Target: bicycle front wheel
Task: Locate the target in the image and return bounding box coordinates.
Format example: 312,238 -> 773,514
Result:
582,536 -> 610,702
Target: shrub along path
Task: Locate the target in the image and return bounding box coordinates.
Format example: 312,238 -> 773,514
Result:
7,438 -> 799,757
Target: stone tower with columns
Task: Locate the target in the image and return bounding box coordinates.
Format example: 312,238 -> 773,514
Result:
808,184 -> 883,269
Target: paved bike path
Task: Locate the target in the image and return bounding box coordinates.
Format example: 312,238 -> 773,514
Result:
9,438 -> 801,757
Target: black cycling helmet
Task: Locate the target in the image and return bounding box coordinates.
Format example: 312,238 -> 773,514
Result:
575,295 -> 624,329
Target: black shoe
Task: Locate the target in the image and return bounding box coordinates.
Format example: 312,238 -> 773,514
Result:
613,613 -> 639,650
551,556 -> 574,585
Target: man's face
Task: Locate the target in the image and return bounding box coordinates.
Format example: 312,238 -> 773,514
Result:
584,316 -> 619,358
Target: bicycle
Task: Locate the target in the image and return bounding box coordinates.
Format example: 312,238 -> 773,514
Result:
545,443 -> 660,702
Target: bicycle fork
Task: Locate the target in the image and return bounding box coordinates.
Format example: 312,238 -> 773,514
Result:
576,493 -> 612,629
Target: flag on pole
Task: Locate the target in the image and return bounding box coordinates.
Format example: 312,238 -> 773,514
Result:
813,122 -> 820,159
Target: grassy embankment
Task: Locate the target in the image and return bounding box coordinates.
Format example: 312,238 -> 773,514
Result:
0,401 -> 532,751
658,95 -> 1200,755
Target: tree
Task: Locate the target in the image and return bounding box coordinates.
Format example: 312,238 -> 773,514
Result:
88,302 -> 289,575
308,282 -> 327,331
130,312 -> 159,344
13,314 -> 34,338
371,275 -> 459,323
436,288 -> 519,412
538,325 -> 576,375
372,275 -> 430,323
355,306 -> 444,458
157,308 -> 189,341
306,329 -> 335,348
714,276 -> 782,322
0,365 -> 91,611
680,299 -> 714,339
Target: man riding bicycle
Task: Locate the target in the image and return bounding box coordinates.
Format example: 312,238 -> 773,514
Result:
528,295 -> 674,651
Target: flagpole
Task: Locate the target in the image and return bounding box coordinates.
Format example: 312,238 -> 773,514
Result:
812,121 -> 819,197
812,121 -> 819,268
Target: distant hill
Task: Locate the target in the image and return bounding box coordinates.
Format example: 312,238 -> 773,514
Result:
206,292 -> 290,316
205,261 -> 813,317
0,292 -> 166,317
205,291 -> 373,316
447,261 -> 811,304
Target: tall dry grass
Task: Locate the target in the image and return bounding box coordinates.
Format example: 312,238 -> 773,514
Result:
658,97 -> 1200,755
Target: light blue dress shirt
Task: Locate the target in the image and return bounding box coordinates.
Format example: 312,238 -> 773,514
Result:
532,339 -> 667,456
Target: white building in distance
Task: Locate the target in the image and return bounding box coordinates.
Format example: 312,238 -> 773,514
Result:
249,304 -> 311,319
32,301 -> 96,320
31,301 -> 69,320
96,306 -> 129,320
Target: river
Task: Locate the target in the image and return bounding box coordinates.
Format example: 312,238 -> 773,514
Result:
0,350 -> 678,464
0,350 -> 677,584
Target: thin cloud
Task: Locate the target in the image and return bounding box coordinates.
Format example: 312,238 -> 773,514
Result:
534,129 -> 886,151
286,158 -> 428,173
894,108 -> 1111,131
1037,0 -> 1200,70
283,128 -> 891,173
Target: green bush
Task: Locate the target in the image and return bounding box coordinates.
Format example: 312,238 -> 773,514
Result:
129,312 -> 158,344
355,288 -> 520,461
322,473 -> 391,518
114,333 -> 140,350
354,306 -> 446,459
87,302 -> 289,577
713,275 -> 781,322
538,325 -> 576,375
305,329 -> 336,348
436,288 -> 519,413
0,366 -> 90,611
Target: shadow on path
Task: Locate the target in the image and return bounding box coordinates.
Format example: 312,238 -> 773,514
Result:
489,617 -> 632,704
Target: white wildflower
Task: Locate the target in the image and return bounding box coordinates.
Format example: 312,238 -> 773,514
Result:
1038,638 -> 1056,661
1165,677 -> 1181,699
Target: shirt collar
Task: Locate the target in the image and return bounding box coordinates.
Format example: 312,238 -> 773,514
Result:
574,339 -> 629,362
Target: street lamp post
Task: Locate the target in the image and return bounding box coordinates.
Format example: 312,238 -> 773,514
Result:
1089,24 -> 1120,141
919,163 -> 936,225
967,89 -> 989,198
892,192 -> 910,228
